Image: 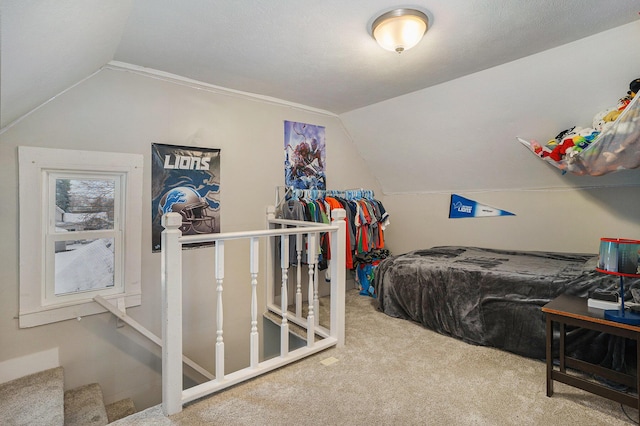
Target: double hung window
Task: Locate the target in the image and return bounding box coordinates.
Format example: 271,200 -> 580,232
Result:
19,147 -> 143,327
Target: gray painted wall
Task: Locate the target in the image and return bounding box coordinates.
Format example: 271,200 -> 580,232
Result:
342,21 -> 640,256
0,68 -> 380,410
342,21 -> 640,193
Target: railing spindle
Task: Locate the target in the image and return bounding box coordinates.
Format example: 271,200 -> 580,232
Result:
306,232 -> 317,346
314,254 -> 320,327
215,240 -> 225,381
280,234 -> 290,355
250,237 -> 259,368
296,233 -> 303,318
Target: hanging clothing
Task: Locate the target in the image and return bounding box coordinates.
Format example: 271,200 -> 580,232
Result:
276,188 -> 390,297
326,196 -> 353,270
282,199 -> 307,265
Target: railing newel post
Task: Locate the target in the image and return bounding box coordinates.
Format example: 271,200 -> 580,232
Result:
330,208 -> 347,347
161,212 -> 184,415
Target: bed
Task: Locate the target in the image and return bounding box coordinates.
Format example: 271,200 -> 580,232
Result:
374,246 -> 640,364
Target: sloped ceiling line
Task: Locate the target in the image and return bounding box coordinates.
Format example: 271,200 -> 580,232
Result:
2,1 -> 639,193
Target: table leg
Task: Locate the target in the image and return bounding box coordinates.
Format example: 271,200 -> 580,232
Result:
546,316 -> 553,397
637,333 -> 639,423
559,322 -> 566,373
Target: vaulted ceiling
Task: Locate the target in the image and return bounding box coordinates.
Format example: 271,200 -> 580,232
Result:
4,0 -> 640,125
2,1 -> 640,192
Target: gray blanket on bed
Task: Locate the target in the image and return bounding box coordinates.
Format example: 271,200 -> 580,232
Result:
374,246 -> 638,361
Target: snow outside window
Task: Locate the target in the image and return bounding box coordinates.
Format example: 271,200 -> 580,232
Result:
18,147 -> 143,328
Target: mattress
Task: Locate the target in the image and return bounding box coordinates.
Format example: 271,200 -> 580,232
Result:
374,246 -> 637,361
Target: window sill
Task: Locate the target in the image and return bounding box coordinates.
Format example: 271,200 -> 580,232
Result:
19,293 -> 141,328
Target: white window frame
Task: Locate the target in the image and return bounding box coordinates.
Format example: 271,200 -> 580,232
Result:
44,172 -> 122,304
18,146 -> 143,328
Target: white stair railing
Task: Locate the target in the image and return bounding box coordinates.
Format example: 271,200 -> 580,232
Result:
161,207 -> 346,416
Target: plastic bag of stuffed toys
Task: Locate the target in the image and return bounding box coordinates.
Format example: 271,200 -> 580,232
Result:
531,126 -> 600,162
593,79 -> 638,132
536,78 -> 639,162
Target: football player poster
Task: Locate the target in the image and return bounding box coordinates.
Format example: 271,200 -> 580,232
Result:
284,120 -> 326,190
151,143 -> 221,252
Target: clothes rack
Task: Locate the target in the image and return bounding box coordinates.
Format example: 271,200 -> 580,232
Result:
274,185 -> 390,297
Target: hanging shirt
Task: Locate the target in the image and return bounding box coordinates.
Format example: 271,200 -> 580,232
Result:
326,196 -> 353,269
282,199 -> 307,265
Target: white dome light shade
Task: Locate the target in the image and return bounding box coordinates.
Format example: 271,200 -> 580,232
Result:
371,9 -> 429,53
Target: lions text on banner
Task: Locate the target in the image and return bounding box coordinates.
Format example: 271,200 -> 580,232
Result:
151,143 -> 221,252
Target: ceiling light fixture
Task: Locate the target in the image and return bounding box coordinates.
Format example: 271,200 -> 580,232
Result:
371,8 -> 429,54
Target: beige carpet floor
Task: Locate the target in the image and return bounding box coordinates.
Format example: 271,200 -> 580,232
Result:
114,290 -> 638,425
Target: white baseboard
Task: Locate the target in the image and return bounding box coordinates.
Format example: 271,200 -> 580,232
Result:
0,347 -> 59,384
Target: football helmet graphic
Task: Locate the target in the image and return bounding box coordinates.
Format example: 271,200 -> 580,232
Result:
159,186 -> 215,234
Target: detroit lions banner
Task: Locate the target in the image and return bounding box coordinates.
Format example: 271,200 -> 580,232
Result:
449,194 -> 515,219
151,143 -> 221,252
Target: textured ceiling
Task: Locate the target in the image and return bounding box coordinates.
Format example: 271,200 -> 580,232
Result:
2,1 -> 640,194
113,0 -> 640,115
1,0 -> 133,128
2,0 -> 640,128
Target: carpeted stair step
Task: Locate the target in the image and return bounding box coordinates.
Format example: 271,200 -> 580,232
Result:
105,398 -> 136,423
64,383 -> 109,426
0,366 -> 65,425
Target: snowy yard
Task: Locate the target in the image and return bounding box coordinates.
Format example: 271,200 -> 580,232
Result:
54,238 -> 114,295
